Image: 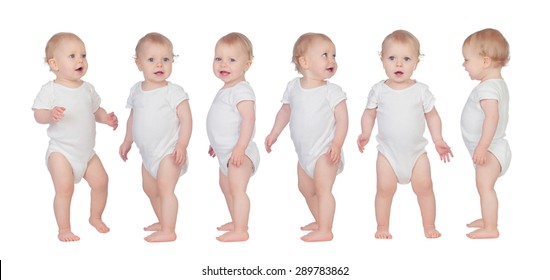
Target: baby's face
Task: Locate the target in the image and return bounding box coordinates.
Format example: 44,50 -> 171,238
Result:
213,42 -> 251,88
49,37 -> 88,85
135,42 -> 173,89
301,37 -> 337,80
381,40 -> 418,89
462,43 -> 485,81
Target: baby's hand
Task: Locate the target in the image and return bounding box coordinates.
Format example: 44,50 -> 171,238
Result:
106,112 -> 118,130
50,106 -> 65,122
208,145 -> 216,158
434,139 -> 453,163
472,146 -> 488,165
172,144 -> 187,166
326,144 -> 342,165
357,133 -> 371,153
230,146 -> 246,167
265,134 -> 278,153
119,142 -> 132,162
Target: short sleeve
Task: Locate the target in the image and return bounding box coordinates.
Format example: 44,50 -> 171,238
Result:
365,83 -> 380,109
420,84 -> 435,113
230,82 -> 255,107
32,82 -> 54,110
86,83 -> 101,112
126,83 -> 140,109
327,83 -> 347,110
281,79 -> 295,104
167,83 -> 190,109
477,82 -> 500,102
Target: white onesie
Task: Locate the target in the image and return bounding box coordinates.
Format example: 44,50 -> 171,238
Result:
127,82 -> 189,178
206,81 -> 260,176
461,79 -> 511,176
283,78 -> 346,178
32,81 -> 100,183
366,80 -> 435,184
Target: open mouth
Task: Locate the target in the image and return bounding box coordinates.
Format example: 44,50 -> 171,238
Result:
326,67 -> 334,72
394,71 -> 404,76
219,70 -> 230,76
75,67 -> 83,72
154,71 -> 164,75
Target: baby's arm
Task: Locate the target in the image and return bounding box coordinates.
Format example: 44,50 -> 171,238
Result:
357,108 -> 377,153
265,104 -> 290,153
425,107 -> 453,163
94,107 -> 118,130
230,100 -> 255,167
33,106 -> 65,124
474,99 -> 499,165
173,100 -> 192,166
327,101 -> 348,164
119,109 -> 134,162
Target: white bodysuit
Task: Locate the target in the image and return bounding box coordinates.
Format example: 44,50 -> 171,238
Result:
127,82 -> 189,178
32,81 -> 100,183
366,80 -> 435,184
461,79 -> 511,176
283,78 -> 346,178
206,81 -> 260,176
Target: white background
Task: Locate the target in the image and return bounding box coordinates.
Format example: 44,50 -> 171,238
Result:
1,0 -> 548,279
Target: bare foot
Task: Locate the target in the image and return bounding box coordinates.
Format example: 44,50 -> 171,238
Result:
144,231 -> 177,242
89,218 -> 110,233
300,222 -> 318,231
217,222 -> 234,231
143,222 -> 161,231
58,230 -> 80,242
216,231 -> 249,242
424,226 -> 441,238
466,219 -> 483,228
466,228 -> 499,239
374,229 -> 392,239
301,230 -> 333,242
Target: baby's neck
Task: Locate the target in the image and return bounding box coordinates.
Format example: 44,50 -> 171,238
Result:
300,77 -> 327,89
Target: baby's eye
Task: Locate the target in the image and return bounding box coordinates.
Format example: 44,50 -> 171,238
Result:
81,54 -> 86,59
147,58 -> 154,62
404,57 -> 412,62
229,58 -> 236,62
162,57 -> 171,62
388,56 -> 395,61
214,57 -> 222,62
69,54 -> 76,59
321,53 -> 328,58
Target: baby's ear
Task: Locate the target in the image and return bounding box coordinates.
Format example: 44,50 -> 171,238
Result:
298,56 -> 308,69
47,58 -> 58,71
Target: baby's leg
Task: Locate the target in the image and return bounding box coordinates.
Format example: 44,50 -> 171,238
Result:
144,157 -> 181,242
300,155 -> 338,242
217,158 -> 253,242
297,163 -> 318,231
142,164 -> 161,231
48,153 -> 79,242
374,153 -> 397,239
467,153 -> 501,239
411,154 -> 441,238
217,170 -> 234,231
83,155 -> 110,234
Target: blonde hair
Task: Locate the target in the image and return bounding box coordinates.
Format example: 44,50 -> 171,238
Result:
292,33 -> 334,73
44,32 -> 84,64
381,30 -> 421,58
216,32 -> 254,60
135,32 -> 174,58
463,28 -> 510,67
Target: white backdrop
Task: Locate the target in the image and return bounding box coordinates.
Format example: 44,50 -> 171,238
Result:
1,0 -> 548,279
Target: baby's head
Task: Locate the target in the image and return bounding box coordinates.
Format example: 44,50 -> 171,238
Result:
379,30 -> 421,87
44,32 -> 87,80
463,28 -> 510,68
134,32 -> 175,86
213,32 -> 254,88
215,32 -> 254,61
380,30 -> 421,60
292,33 -> 336,76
